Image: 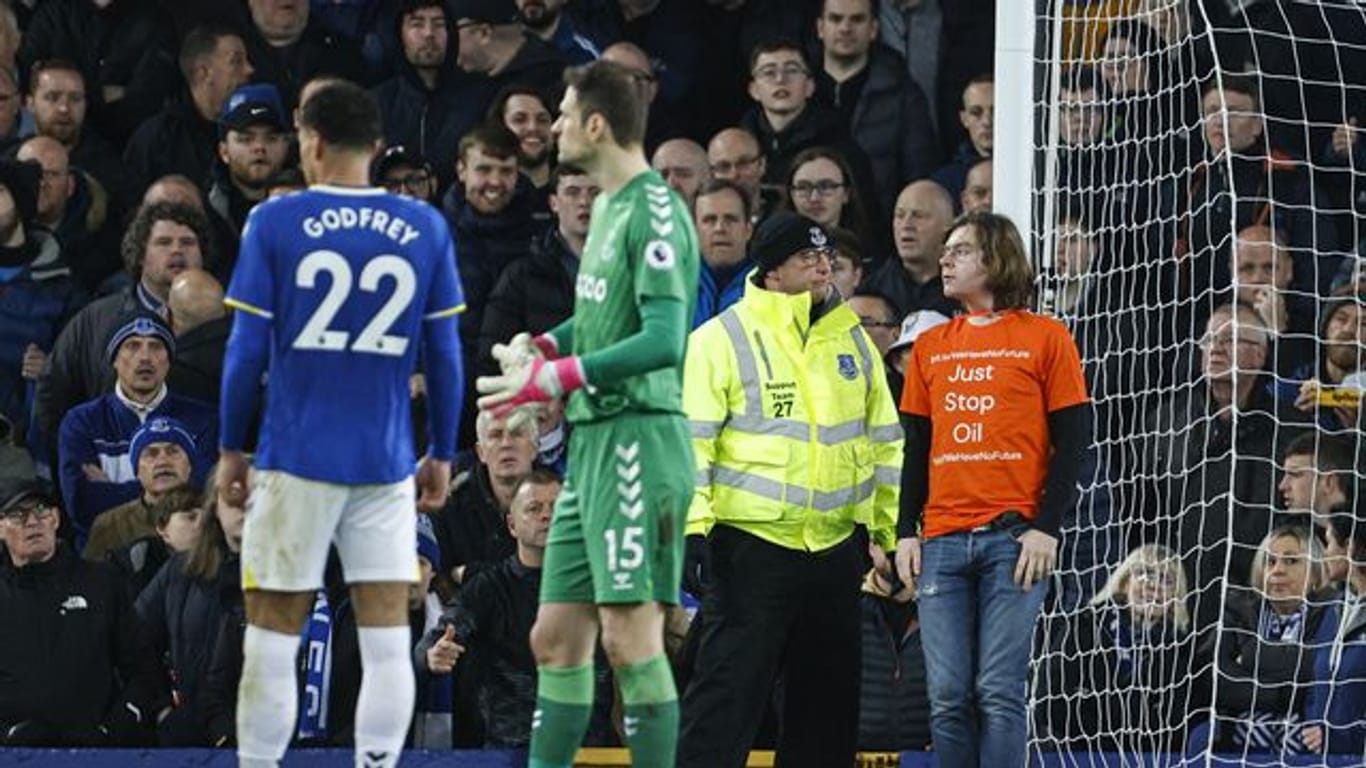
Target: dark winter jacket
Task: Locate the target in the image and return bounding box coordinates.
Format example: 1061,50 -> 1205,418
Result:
201,578 -> 361,747
856,595 -> 931,751
1138,379 -> 1307,624
741,101 -> 877,215
123,93 -> 220,195
134,551 -> 241,745
240,15 -> 368,111
0,256 -> 84,434
0,546 -> 168,745
816,44 -> 939,215
70,130 -> 137,219
47,169 -> 121,294
167,315 -> 231,409
479,34 -> 570,117
309,0 -> 399,78
446,34 -> 568,136
370,13 -> 484,195
18,0 -> 179,145
476,227 -> 577,378
106,534 -> 170,601
571,0 -> 702,146
929,139 -> 986,210
203,171 -> 262,272
1035,603 -> 1203,754
417,555 -> 540,748
429,464 -> 516,587
859,259 -> 958,319
440,177 -> 539,415
1181,147 -> 1340,299
1199,587 -> 1332,725
540,10 -> 602,65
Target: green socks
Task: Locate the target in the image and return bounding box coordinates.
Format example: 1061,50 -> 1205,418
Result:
529,656 -> 679,767
529,664 -> 595,768
616,654 -> 680,768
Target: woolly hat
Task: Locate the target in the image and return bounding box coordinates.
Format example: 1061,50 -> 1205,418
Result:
106,312 -> 176,366
750,211 -> 833,277
129,416 -> 198,470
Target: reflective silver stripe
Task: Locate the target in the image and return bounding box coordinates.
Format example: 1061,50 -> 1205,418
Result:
712,467 -> 877,512
719,309 -> 869,448
695,469 -> 712,487
729,413 -> 808,440
719,310 -> 763,418
849,327 -> 875,399
874,466 -> 900,487
713,465 -> 789,504
691,420 -> 723,439
811,477 -> 876,511
752,330 -> 775,380
819,419 -> 865,445
869,424 -> 903,444
725,414 -> 867,446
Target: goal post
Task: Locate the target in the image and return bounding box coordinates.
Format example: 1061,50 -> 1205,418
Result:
1017,0 -> 1366,763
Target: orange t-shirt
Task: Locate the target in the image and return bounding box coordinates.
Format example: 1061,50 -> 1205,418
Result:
900,310 -> 1089,538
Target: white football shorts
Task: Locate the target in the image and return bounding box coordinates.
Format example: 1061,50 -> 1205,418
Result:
241,469 -> 418,591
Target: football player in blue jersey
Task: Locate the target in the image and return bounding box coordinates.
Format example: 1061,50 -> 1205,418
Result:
218,80 -> 465,768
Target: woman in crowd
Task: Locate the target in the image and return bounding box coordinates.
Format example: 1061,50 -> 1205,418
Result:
1188,526 -> 1331,755
784,147 -> 877,256
134,465 -> 244,745
1035,544 -> 1201,753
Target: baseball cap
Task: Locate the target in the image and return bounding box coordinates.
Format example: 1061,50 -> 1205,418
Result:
372,144 -> 432,181
887,310 -> 951,355
449,0 -> 519,24
220,83 -> 287,137
750,211 -> 833,276
0,477 -> 56,517
106,312 -> 176,366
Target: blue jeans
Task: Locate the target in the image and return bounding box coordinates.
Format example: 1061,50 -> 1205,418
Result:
918,528 -> 1048,768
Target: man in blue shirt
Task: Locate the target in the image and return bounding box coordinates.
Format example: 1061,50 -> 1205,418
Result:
219,80 -> 465,768
691,179 -> 753,328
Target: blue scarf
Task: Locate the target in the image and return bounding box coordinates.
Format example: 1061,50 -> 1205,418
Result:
297,590 -> 334,741
1110,609 -> 1164,681
1258,603 -> 1306,643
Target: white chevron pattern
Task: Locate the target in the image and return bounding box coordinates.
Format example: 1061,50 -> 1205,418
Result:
616,441 -> 644,520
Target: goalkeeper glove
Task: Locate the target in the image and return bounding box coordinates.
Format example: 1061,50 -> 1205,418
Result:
491,332 -> 560,374
476,356 -> 586,415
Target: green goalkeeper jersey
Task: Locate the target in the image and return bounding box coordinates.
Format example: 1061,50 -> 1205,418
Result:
566,169 -> 699,424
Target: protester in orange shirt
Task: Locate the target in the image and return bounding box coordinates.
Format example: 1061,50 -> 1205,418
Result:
892,210 -> 1091,768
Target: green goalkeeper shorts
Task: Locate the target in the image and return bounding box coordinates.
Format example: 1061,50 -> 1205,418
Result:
541,412 -> 693,605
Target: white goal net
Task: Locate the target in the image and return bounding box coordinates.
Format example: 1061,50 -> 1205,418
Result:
1027,0 -> 1366,763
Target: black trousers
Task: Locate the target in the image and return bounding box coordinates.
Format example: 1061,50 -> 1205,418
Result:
678,525 -> 863,768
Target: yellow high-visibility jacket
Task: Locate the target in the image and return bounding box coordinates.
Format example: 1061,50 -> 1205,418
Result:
684,282 -> 903,552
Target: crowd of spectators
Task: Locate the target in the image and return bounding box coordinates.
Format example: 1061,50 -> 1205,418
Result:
1031,0 -> 1366,758
0,0 -> 1362,758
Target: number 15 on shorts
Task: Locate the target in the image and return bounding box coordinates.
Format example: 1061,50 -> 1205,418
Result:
605,526 -> 644,590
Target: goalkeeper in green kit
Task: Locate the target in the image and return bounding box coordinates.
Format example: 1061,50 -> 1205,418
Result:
477,59 -> 699,768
